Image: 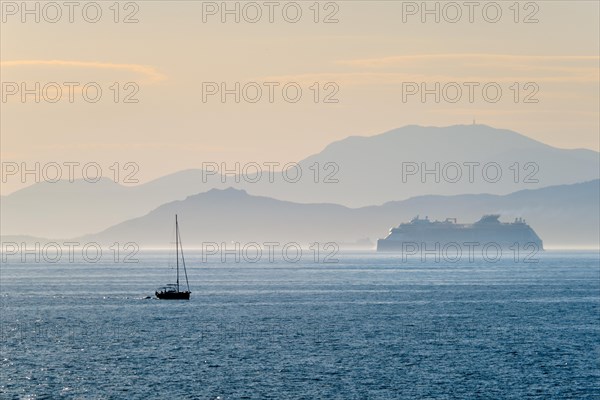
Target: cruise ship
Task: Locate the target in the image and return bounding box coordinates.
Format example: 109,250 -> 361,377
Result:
377,215 -> 543,252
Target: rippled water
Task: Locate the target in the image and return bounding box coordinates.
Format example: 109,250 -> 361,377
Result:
1,251 -> 599,399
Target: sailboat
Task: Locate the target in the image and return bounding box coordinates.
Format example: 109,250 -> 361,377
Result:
155,215 -> 191,300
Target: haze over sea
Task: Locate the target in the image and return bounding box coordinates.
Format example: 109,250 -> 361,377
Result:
1,251 -> 599,399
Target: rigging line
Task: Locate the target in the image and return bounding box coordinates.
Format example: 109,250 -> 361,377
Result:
178,222 -> 191,292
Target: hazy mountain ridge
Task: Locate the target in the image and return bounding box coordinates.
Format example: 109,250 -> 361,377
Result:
284,124 -> 599,206
76,180 -> 599,249
2,124 -> 598,238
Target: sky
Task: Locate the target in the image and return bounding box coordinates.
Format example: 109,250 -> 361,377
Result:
1,0 -> 599,194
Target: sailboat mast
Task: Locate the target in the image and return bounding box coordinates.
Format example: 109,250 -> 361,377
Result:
176,214 -> 179,292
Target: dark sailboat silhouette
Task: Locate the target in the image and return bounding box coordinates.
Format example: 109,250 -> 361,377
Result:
155,215 -> 191,300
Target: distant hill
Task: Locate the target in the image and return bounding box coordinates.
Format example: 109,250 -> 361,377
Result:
79,180 -> 599,249
2,124 -> 598,238
268,124 -> 599,206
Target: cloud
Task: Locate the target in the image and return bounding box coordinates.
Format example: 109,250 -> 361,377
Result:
260,71 -> 597,86
337,54 -> 600,68
261,54 -> 599,86
0,60 -> 166,83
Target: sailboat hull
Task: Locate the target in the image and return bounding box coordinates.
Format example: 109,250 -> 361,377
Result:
155,291 -> 190,300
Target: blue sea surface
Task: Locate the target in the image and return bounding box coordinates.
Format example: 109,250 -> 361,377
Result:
1,251 -> 599,399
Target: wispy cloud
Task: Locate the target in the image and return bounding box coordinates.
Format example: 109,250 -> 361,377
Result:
262,54 -> 599,86
0,60 -> 166,83
337,54 -> 600,68
261,72 -> 598,85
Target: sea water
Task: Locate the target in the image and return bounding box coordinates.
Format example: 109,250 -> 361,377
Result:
1,251 -> 599,399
